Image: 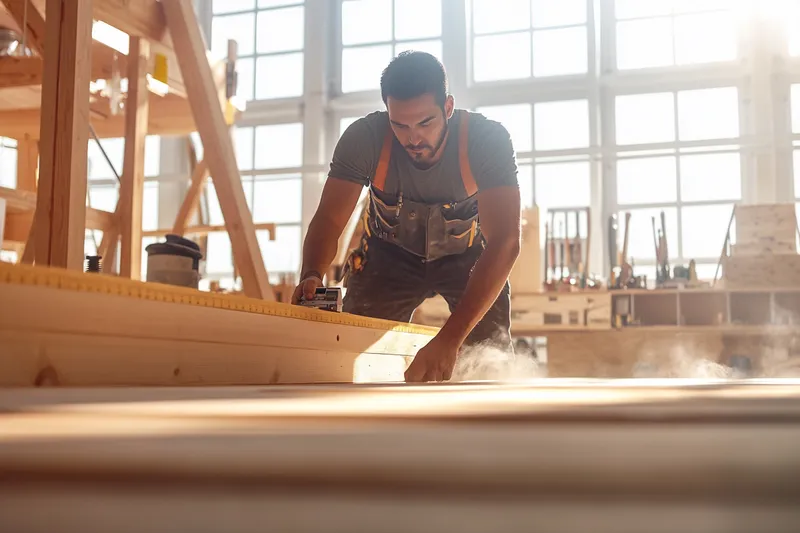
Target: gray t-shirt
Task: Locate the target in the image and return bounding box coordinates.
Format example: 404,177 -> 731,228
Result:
328,109 -> 518,204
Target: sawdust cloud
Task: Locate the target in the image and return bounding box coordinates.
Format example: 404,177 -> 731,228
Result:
632,339 -> 800,379
447,336 -> 800,382
450,343 -> 544,382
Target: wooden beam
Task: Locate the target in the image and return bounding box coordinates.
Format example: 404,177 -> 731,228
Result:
0,94 -> 212,140
145,222 -> 276,239
93,0 -> 167,44
15,135 -> 38,191
0,187 -> 115,232
0,47 -> 132,89
172,159 -> 209,235
0,0 -> 46,55
33,0 -> 93,269
163,0 -> 273,301
118,37 -> 149,280
92,0 -> 187,98
0,57 -> 42,89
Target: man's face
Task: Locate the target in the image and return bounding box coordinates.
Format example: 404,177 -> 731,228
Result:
387,93 -> 454,167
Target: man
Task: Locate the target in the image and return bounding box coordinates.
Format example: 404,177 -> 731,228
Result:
292,51 -> 521,383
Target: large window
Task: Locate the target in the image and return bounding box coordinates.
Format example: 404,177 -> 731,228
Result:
211,0 -> 305,101
615,0 -> 737,70
203,123 -> 303,288
476,100 -> 592,245
0,137 -> 17,189
614,86 -> 741,281
471,0 -> 588,82
340,0 -> 443,93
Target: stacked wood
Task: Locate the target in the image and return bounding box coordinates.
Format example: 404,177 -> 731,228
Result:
725,204 -> 800,288
734,204 -> 797,255
508,206 -> 540,293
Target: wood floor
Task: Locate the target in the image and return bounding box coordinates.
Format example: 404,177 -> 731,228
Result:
1,379 -> 799,532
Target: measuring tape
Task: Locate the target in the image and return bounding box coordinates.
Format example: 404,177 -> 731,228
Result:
0,262 -> 438,336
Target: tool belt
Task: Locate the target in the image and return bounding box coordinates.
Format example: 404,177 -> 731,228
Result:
365,187 -> 480,262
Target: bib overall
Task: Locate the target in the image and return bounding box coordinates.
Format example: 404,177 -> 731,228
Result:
342,111 -> 512,351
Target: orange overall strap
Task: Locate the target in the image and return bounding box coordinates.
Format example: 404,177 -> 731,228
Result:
373,127 -> 394,192
458,111 -> 479,197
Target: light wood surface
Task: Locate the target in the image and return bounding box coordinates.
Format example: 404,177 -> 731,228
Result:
33,0 -> 93,270
0,380 -> 799,532
0,266 -> 438,386
118,36 -> 150,280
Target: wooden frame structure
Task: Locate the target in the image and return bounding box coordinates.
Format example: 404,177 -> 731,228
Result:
0,0 -> 276,299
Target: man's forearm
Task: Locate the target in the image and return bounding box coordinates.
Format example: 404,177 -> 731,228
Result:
439,240 -> 520,346
300,217 -> 340,279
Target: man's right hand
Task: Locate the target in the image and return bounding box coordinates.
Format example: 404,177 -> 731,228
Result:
291,275 -> 324,305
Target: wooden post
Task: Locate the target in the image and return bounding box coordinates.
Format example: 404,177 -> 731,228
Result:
33,0 -> 93,270
118,37 -> 150,280
172,159 -> 209,236
16,135 -> 38,192
162,0 -> 274,300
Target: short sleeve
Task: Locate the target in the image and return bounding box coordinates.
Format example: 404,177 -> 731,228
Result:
467,116 -> 519,192
327,116 -> 382,187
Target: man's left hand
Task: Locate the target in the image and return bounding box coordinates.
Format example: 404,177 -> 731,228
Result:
404,334 -> 460,383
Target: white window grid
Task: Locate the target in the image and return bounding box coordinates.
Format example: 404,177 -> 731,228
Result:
336,0 -> 444,94
210,0 -> 306,102
468,0 -> 591,83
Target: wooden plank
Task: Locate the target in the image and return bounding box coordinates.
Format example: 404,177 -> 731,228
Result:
33,0 -> 92,269
509,206 -> 541,293
511,292 -> 612,333
172,158 -> 209,235
735,204 -> 798,254
15,135 -> 38,191
0,187 -> 113,230
118,37 -> 149,280
0,0 -> 46,54
163,0 -> 273,300
0,279 -> 435,386
147,222 -> 276,239
92,0 -> 187,97
0,383 -> 800,533
724,255 -> 800,288
0,57 -> 42,89
0,51 -> 124,89
0,91 -> 213,139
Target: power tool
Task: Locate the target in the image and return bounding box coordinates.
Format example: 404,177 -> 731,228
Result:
300,287 -> 343,312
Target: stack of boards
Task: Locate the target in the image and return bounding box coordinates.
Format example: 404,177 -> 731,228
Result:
725,204 -> 800,288
1,380 -> 800,532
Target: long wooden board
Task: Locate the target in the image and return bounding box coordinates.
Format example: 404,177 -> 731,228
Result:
0,262 -> 437,386
0,381 -> 799,532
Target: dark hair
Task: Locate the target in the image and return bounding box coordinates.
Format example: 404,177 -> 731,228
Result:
380,51 -> 448,109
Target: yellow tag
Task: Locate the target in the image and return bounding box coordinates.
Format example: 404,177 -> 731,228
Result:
224,100 -> 237,124
153,53 -> 169,85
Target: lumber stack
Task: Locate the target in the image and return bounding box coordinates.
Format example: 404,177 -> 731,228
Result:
725,204 -> 800,288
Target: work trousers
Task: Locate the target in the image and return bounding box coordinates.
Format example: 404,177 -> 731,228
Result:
343,236 -> 512,352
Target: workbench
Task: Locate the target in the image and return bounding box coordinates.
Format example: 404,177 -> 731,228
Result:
1,380 -> 799,532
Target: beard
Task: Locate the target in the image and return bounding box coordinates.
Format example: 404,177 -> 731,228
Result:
405,117 -> 449,170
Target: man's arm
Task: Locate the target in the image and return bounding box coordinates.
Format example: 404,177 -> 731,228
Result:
292,177 -> 363,303
437,185 -> 521,346
404,185 -> 520,382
